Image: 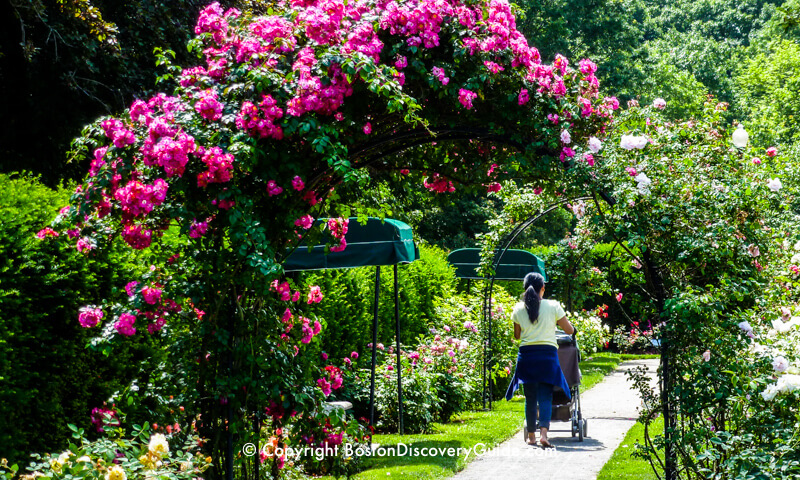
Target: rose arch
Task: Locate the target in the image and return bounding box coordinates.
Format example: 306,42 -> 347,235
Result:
48,0 -> 618,477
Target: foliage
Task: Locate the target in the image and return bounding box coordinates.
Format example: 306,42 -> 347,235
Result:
0,173 -> 152,464
300,244 -> 457,362
0,0 -> 228,184
3,422 -> 210,480
515,0 -> 650,100
279,405 -> 369,478
734,39 -> 800,147
566,309 -> 611,357
544,231 -> 613,312
375,358 -> 440,433
583,100 -> 799,478
597,415 -> 664,480
480,92 -> 800,478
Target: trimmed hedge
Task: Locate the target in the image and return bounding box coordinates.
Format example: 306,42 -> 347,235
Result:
0,173 -> 145,463
300,244 -> 456,362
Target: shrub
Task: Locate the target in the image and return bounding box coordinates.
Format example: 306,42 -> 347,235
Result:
566,308 -> 611,357
374,358 -> 440,434
0,173 -> 149,464
1,422 -> 209,480
610,322 -> 660,354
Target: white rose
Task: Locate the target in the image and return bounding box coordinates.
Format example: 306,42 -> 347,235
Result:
148,433 -> 169,458
773,356 -> 789,373
588,136 -> 602,153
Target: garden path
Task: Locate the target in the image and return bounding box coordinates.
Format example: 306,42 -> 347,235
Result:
453,358 -> 660,480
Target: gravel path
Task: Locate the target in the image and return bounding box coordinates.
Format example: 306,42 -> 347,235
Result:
453,358 -> 660,480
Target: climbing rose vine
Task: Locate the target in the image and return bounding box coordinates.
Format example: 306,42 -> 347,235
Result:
43,0 -> 612,476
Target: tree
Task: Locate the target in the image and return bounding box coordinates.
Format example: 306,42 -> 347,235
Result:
0,0 -> 219,185
734,39 -> 800,147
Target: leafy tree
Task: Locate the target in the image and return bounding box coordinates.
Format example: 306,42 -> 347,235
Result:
734,39 -> 800,147
0,0 -> 226,185
515,0 -> 650,98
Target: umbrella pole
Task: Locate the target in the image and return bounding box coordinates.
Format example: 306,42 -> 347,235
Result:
482,289 -> 488,410
488,292 -> 493,410
394,264 -> 404,435
369,266 -> 380,441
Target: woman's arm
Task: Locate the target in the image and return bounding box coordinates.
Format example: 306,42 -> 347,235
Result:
557,316 -> 575,335
514,323 -> 521,340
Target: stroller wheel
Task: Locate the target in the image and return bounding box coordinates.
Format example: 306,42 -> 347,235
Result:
583,419 -> 588,438
578,419 -> 585,442
571,419 -> 578,437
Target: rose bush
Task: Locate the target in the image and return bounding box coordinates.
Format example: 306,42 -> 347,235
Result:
574,99 -> 798,478
1,423 -> 210,480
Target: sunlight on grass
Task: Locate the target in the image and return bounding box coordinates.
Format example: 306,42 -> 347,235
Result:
597,416 -> 664,480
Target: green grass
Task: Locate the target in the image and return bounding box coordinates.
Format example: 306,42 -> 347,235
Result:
316,352 -> 637,480
597,416 -> 664,480
620,353 -> 660,360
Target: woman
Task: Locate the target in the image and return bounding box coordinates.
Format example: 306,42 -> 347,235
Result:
504,272 -> 574,448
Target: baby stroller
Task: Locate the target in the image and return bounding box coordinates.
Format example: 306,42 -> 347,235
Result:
522,331 -> 588,442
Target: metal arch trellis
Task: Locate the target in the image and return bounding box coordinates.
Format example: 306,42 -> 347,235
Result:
480,194 -> 605,411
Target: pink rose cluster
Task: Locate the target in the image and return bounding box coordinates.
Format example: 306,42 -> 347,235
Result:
114,178 -> 169,218
267,180 -> 284,196
196,146 -> 234,187
115,312 -> 137,336
458,88 -> 477,109
235,94 -> 284,139
142,286 -> 163,305
141,121 -> 197,178
272,280 -> 301,302
36,227 -> 59,239
100,118 -> 136,149
432,66 -> 449,85
327,217 -> 349,252
486,182 -> 502,193
301,316 -> 323,344
90,407 -> 120,433
317,365 -> 343,397
78,306 -> 104,328
185,0 -> 596,126
294,214 -> 314,230
194,89 -> 224,121
122,224 -> 154,249
307,285 -> 324,304
189,219 -> 210,238
424,173 -> 455,193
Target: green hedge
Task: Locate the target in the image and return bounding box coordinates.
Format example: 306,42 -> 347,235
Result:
0,173 -> 145,463
300,244 -> 456,362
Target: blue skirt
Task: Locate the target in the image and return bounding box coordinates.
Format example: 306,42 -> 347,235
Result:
505,345 -> 571,401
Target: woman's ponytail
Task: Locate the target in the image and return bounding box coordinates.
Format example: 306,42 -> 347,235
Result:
523,272 -> 545,323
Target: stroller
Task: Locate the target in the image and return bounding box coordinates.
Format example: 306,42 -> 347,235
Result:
522,331 -> 588,442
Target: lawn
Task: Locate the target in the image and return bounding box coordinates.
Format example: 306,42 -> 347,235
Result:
596,415 -> 664,480
317,351 -> 644,479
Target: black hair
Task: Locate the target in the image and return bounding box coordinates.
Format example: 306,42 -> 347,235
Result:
523,272 -> 545,323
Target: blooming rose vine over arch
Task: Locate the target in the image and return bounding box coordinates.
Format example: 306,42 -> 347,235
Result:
47,0 -> 614,476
